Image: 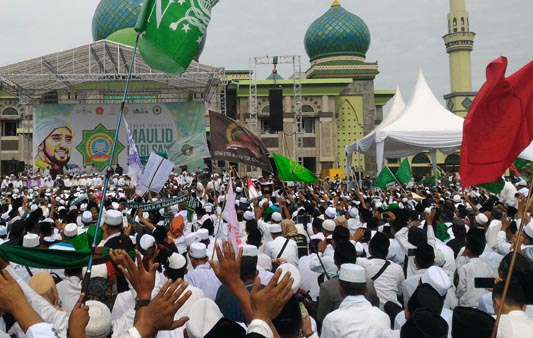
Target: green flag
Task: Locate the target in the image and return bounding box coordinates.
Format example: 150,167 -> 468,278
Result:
395,158 -> 412,184
480,178 -> 505,194
135,0 -> 220,75
272,153 -> 318,183
376,166 -> 397,189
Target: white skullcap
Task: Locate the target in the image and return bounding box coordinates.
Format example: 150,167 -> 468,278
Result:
81,211 -> 93,224
139,234 -> 156,251
310,233 -> 325,241
524,220 -> 533,238
104,209 -> 123,227
322,219 -> 336,232
243,210 -> 255,221
23,234 -> 39,248
185,298 -> 224,338
339,263 -> 366,283
167,252 -> 187,270
63,223 -> 78,238
258,198 -> 268,208
83,263 -> 108,280
325,206 -> 337,219
34,117 -> 70,147
236,186 -> 242,193
189,242 -> 207,259
185,232 -> 201,247
421,266 -> 452,297
475,213 -> 488,226
269,223 -> 282,233
242,244 -> 258,257
197,228 -> 209,240
85,300 -> 112,338
80,203 -> 87,211
204,205 -> 213,213
277,263 -> 301,293
349,207 -> 359,218
30,204 -> 39,212
271,212 -> 282,223
452,195 -> 462,204
111,202 -> 119,210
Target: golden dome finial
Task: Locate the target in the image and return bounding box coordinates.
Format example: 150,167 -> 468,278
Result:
331,0 -> 341,7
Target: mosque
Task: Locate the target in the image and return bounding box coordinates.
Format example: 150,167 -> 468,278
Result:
0,0 -> 474,178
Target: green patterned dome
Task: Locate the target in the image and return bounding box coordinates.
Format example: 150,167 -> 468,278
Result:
304,1 -> 371,62
92,0 -> 143,42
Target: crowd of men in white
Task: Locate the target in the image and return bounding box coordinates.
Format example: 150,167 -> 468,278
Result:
0,170 -> 532,338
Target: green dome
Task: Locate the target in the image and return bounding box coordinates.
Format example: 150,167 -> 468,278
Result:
304,1 -> 371,62
92,0 -> 143,41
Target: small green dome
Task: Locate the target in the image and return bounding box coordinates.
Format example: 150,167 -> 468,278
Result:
304,1 -> 371,62
92,0 -> 143,42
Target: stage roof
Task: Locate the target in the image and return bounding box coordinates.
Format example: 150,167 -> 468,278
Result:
0,40 -> 224,104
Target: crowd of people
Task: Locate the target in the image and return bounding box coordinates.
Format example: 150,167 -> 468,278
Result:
0,168 -> 533,337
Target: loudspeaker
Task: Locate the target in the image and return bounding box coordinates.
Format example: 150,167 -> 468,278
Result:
269,89 -> 283,132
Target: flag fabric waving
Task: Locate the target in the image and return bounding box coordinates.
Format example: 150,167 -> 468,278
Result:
247,177 -> 260,200
135,0 -> 220,75
376,166 -> 396,189
272,153 -> 318,183
209,111 -> 273,172
395,158 -> 412,184
222,182 -> 242,250
123,117 -> 146,194
460,57 -> 533,187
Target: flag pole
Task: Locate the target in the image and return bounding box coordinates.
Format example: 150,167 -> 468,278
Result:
491,178 -> 533,338
210,181 -> 230,260
81,33 -> 141,294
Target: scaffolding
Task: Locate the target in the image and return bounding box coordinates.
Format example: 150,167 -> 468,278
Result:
0,40 -> 224,103
249,55 -> 303,165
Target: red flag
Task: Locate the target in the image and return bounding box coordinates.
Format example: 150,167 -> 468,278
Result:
460,57 -> 533,187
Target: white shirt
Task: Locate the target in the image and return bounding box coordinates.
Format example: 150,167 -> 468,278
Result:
56,276 -> 82,312
185,263 -> 222,301
321,295 -> 390,338
263,236 -> 299,267
298,255 -> 321,301
486,220 -> 502,249
456,257 -> 495,307
357,257 -> 404,309
498,310 -> 533,338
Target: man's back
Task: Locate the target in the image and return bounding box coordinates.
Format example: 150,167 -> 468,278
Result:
321,295 -> 390,338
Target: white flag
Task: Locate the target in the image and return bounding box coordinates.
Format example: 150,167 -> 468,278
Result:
140,153 -> 174,193
222,182 -> 242,250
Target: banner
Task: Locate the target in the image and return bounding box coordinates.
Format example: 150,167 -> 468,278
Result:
33,103 -> 208,174
124,195 -> 187,212
209,111 -> 273,173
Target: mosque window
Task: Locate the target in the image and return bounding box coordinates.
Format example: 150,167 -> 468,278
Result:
303,117 -> 315,133
2,108 -> 18,116
444,153 -> 460,172
2,121 -> 19,136
261,105 -> 270,113
462,97 -> 473,110
412,153 -> 430,164
302,105 -> 315,113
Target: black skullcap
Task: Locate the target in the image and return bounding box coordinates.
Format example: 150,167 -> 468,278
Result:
407,283 -> 443,316
452,307 -> 495,338
400,307 -> 448,338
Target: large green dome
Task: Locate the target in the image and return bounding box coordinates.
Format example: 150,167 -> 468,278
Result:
304,1 -> 371,62
92,0 -> 143,42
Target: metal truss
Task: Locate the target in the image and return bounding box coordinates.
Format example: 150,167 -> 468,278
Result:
249,55 -> 303,165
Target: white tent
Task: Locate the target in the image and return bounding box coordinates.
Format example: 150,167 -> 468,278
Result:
345,85 -> 405,177
346,70 -> 464,175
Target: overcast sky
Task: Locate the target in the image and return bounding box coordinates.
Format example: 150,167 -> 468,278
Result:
1,0 -> 532,104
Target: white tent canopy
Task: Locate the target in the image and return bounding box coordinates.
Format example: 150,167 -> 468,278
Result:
346,69 -> 464,174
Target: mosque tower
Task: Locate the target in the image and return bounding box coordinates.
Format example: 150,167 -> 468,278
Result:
443,0 -> 476,117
